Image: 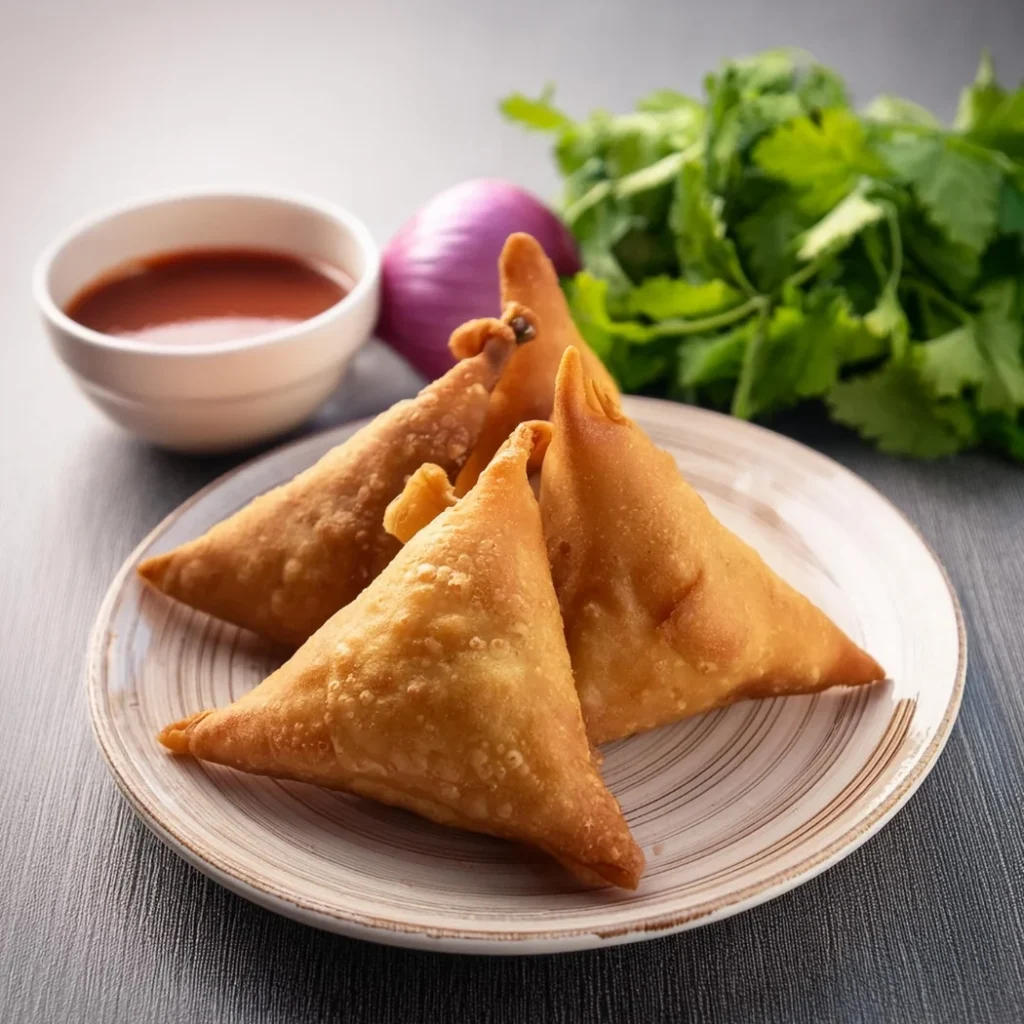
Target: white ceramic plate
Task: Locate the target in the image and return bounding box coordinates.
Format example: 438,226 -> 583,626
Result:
88,398 -> 965,954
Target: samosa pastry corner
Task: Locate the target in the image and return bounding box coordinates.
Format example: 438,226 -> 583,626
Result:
137,303 -> 537,648
159,421 -> 645,890
540,347 -> 886,745
454,233 -> 619,494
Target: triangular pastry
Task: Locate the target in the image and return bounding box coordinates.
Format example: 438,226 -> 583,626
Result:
159,421 -> 645,889
539,348 -> 886,745
454,233 -> 619,494
138,304 -> 538,647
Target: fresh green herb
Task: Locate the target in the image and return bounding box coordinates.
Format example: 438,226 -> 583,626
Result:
502,49 -> 1024,460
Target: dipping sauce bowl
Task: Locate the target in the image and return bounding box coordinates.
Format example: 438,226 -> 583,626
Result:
34,189 -> 381,453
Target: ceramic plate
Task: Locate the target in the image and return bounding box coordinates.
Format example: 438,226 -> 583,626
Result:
88,398 -> 965,954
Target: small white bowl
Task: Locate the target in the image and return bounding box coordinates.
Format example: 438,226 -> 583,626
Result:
34,189 -> 381,453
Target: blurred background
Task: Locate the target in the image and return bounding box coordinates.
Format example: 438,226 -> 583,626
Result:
4,0 -> 1022,455
8,0 -> 1022,242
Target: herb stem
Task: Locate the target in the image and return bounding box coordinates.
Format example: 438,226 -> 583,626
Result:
639,295 -> 767,339
563,181 -> 613,226
785,254 -> 830,291
884,203 -> 902,293
901,279 -> 972,323
730,302 -> 772,419
862,226 -> 888,286
730,258 -> 760,301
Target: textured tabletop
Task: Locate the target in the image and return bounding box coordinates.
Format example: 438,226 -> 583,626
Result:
2,1 -> 1023,1021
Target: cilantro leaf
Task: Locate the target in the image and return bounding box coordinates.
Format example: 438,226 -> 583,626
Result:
566,275 -> 684,390
979,236 -> 1024,289
702,51 -> 846,198
702,66 -> 744,196
626,277 -> 741,320
915,325 -> 986,396
499,87 -> 572,132
601,112 -> 685,179
565,270 -> 759,345
671,161 -> 753,290
874,132 -> 940,181
910,285 -> 1024,412
792,62 -> 849,110
555,118 -> 610,177
735,195 -> 809,290
612,342 -> 675,392
863,95 -> 941,127
733,302 -> 853,418
977,413 -> 1024,462
955,52 -> 1024,159
864,288 -> 910,359
507,49 -> 1024,463
613,228 -> 679,284
817,289 -> 890,365
878,132 -> 1002,251
971,91 -> 1024,160
753,109 -> 886,214
563,272 -> 647,341
974,281 -> 1024,414
637,89 -> 702,115
703,52 -> 794,193
798,191 -> 885,260
910,141 -> 1002,252
563,274 -> 615,360
570,199 -> 637,297
999,178 -> 1024,236
904,217 -> 981,296
677,323 -> 753,388
954,52 -> 1004,132
717,49 -> 801,94
829,362 -> 976,457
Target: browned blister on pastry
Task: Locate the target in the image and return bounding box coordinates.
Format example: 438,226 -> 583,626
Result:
159,421 -> 645,890
137,304 -> 537,647
454,233 -> 619,494
540,348 -> 887,745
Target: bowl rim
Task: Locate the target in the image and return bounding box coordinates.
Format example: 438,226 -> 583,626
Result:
32,186 -> 381,360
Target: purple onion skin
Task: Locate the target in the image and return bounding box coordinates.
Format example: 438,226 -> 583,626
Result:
377,179 -> 580,380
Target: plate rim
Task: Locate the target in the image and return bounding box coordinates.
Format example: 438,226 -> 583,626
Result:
87,398 -> 967,954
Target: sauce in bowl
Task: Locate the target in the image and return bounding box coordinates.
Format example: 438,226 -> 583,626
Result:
65,248 -> 352,347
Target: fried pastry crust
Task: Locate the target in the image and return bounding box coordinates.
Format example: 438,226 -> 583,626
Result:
138,304 -> 537,647
160,421 -> 645,889
454,233 -> 618,494
539,348 -> 886,744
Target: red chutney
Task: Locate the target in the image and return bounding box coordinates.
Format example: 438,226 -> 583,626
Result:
65,248 -> 352,346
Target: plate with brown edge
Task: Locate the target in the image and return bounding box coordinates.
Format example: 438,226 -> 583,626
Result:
88,397 -> 965,953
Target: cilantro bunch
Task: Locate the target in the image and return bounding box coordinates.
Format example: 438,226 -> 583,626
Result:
501,50 -> 1024,460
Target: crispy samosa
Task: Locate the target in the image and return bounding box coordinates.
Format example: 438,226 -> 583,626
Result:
160,422 -> 644,889
454,233 -> 619,493
540,348 -> 886,745
138,304 -> 538,647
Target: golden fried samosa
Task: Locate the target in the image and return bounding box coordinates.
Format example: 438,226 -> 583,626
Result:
159,422 -> 644,889
454,233 -> 619,493
540,348 -> 886,745
137,304 -> 538,647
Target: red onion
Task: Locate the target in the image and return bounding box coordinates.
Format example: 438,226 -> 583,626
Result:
377,179 -> 580,379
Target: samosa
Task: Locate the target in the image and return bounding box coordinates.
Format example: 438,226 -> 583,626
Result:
159,422 -> 645,890
540,348 -> 886,745
138,304 -> 538,647
454,233 -> 619,493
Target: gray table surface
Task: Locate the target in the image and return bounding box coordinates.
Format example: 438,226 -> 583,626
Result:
3,1 -> 1023,1021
